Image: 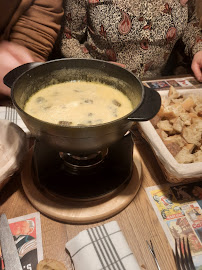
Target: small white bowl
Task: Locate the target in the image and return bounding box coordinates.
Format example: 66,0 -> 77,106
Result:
0,119 -> 27,189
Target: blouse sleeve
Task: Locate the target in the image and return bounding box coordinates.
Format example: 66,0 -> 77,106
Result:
182,0 -> 202,57
60,0 -> 92,59
9,0 -> 64,61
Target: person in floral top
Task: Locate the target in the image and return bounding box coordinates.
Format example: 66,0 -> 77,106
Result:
60,0 -> 202,81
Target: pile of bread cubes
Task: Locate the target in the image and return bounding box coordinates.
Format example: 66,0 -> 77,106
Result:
151,86 -> 202,164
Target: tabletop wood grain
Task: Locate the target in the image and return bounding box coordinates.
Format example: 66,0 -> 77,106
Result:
0,128 -> 177,270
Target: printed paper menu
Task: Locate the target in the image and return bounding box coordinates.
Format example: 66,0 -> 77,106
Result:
146,181 -> 202,269
143,76 -> 202,90
0,212 -> 43,270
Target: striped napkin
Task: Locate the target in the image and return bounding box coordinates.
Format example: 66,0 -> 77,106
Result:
66,221 -> 141,270
0,106 -> 30,134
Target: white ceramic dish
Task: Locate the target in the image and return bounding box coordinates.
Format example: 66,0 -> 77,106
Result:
0,119 -> 27,189
138,88 -> 202,183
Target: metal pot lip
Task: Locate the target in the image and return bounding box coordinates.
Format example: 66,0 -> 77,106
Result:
11,58 -> 145,129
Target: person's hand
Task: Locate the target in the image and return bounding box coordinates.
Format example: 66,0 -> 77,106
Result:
180,0 -> 188,6
110,61 -> 126,68
0,41 -> 35,97
191,51 -> 202,82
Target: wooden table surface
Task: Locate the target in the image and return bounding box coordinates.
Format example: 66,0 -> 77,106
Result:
0,127 -> 177,270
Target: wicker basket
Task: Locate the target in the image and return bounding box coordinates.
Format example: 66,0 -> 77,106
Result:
137,88 -> 202,184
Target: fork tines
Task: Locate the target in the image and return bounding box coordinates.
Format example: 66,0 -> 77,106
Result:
175,237 -> 195,270
5,106 -> 18,124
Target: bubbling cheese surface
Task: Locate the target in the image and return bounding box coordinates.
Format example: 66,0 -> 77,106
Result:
24,81 -> 133,126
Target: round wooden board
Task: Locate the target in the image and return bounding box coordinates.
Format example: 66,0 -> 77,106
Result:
21,146 -> 142,224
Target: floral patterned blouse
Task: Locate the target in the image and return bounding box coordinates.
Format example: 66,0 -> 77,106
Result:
60,0 -> 202,79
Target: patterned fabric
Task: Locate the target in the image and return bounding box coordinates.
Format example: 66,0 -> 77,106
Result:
0,106 -> 29,134
60,0 -> 202,79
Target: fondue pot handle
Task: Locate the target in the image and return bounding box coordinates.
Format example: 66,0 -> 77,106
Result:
127,87 -> 161,121
3,62 -> 42,88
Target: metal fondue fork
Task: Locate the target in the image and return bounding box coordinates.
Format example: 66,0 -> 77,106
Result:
146,240 -> 162,270
5,105 -> 18,124
175,237 -> 195,270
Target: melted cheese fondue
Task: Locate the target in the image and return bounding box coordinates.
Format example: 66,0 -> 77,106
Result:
24,81 -> 133,126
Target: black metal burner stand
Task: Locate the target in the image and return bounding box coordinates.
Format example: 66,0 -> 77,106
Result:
33,133 -> 134,201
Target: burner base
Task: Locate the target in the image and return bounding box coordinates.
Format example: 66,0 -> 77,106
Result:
33,134 -> 134,201
21,142 -> 142,224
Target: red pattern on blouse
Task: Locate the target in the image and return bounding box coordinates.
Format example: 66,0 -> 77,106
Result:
100,25 -> 107,38
118,11 -> 132,35
65,28 -> 72,39
166,27 -> 176,42
106,49 -> 117,61
163,3 -> 172,14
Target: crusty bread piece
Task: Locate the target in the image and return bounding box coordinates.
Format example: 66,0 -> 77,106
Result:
36,259 -> 67,270
169,117 -> 177,124
163,134 -> 186,148
184,143 -> 195,152
171,98 -> 184,104
163,141 -> 182,157
179,113 -> 192,126
195,103 -> 202,112
175,144 -> 195,164
172,103 -> 186,115
181,96 -> 195,111
182,126 -> 201,146
194,150 -> 202,162
157,120 -> 173,132
161,108 -> 176,119
156,128 -> 168,140
168,85 -> 180,99
161,96 -> 171,107
156,105 -> 165,118
163,103 -> 186,119
198,111 -> 202,117
191,94 -> 202,105
191,118 -> 202,131
150,114 -> 162,128
172,117 -> 184,133
189,112 -> 198,119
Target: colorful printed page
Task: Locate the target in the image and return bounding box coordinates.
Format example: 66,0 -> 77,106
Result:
146,181 -> 202,269
0,212 -> 43,270
143,76 -> 202,90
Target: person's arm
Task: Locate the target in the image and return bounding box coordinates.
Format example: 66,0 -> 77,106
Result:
9,0 -> 64,61
0,41 -> 35,96
182,1 -> 202,80
61,0 -> 92,59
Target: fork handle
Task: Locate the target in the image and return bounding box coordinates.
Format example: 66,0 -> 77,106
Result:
154,257 -> 162,270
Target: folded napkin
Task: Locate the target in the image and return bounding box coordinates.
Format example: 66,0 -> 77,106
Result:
0,106 -> 30,134
66,221 -> 141,270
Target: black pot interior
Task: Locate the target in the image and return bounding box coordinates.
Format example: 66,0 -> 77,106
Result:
12,59 -> 143,118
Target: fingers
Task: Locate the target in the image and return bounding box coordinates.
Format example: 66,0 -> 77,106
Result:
180,0 -> 188,6
110,61 -> 126,68
191,62 -> 202,81
191,51 -> 202,82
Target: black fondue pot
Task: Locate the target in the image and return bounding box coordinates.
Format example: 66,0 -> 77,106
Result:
4,58 -> 161,155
